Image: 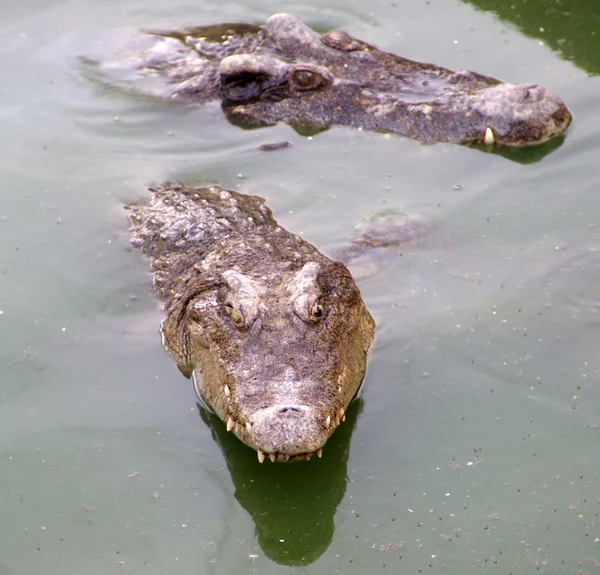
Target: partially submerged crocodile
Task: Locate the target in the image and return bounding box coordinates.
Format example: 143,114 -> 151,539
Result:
128,182 -> 375,462
108,13 -> 571,146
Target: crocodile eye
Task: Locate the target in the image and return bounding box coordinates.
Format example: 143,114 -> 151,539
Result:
292,69 -> 324,90
225,304 -> 244,327
310,302 -> 324,322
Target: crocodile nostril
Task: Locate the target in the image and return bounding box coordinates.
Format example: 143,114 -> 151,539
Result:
279,406 -> 301,413
521,84 -> 544,103
277,406 -> 303,416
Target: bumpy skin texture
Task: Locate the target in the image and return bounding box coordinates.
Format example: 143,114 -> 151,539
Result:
129,183 -> 375,462
130,13 -> 571,146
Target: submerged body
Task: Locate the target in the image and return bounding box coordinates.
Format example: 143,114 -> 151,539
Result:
129,183 -> 375,462
107,13 -> 571,146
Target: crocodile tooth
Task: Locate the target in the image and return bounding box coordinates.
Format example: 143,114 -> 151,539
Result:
317,448 -> 323,458
284,454 -> 290,461
246,422 -> 252,431
325,415 -> 331,428
257,450 -> 265,463
484,127 -> 495,145
338,407 -> 345,419
226,417 -> 235,432
342,415 -> 346,422
269,453 -> 276,463
306,454 -> 312,462
223,385 -> 230,397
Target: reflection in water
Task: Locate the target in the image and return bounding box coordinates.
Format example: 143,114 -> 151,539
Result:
464,0 -> 600,75
199,400 -> 362,566
468,133 -> 565,164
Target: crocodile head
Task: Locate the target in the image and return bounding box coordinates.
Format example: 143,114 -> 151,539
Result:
216,14 -> 571,146
161,254 -> 375,463
100,13 -> 571,146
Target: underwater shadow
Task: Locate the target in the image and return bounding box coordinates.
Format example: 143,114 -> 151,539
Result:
198,399 -> 363,566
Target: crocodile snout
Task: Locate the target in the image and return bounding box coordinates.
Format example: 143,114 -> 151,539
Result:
248,404 -> 326,460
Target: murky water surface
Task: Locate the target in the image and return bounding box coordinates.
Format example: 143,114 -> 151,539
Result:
1,0 -> 599,572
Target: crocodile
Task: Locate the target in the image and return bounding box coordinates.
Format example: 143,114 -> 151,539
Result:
128,182 -> 375,462
106,13 -> 571,146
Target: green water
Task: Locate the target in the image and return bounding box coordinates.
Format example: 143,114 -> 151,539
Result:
1,0 -> 599,573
